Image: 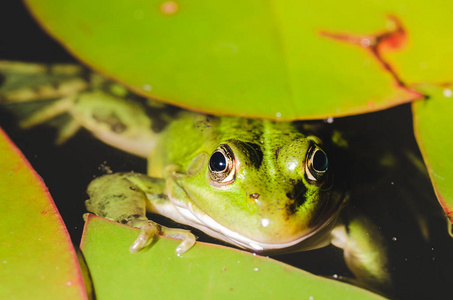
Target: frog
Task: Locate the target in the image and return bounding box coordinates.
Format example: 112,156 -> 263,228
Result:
0,60 -> 391,293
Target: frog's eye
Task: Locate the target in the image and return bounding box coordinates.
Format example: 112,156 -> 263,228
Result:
209,144 -> 236,185
305,146 -> 328,181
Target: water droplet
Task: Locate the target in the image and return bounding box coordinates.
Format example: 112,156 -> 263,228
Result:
443,88 -> 452,98
325,116 -> 334,124
254,267 -> 260,271
261,218 -> 269,227
392,236 -> 397,241
143,84 -> 153,91
288,161 -> 298,171
333,274 -> 339,279
276,112 -> 282,118
309,296 -> 314,300
360,38 -> 371,47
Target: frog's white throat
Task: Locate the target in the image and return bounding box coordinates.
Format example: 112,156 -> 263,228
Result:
154,195 -> 340,253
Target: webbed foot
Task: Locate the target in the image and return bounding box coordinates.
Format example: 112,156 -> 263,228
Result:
86,172 -> 197,255
129,218 -> 196,254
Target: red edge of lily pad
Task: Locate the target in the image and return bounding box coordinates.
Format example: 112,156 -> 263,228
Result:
414,126 -> 453,222
0,127 -> 87,299
411,85 -> 453,223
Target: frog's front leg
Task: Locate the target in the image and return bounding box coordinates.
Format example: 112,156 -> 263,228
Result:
330,209 -> 391,294
85,172 -> 196,254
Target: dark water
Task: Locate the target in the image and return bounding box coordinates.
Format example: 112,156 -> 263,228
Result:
1,3 -> 452,299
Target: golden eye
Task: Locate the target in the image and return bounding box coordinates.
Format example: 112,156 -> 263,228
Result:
209,144 -> 235,185
305,146 -> 328,181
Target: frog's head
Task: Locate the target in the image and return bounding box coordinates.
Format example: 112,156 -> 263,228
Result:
177,137 -> 346,253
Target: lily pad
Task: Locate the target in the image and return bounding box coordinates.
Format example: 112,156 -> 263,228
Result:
23,0 -> 435,120
81,214 -> 385,299
413,84 -> 453,222
0,127 -> 86,299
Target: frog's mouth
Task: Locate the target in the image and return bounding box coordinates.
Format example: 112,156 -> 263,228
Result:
162,195 -> 342,253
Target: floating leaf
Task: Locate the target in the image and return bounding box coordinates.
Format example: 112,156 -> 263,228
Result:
413,84 -> 453,222
80,214 -> 385,299
0,127 -> 87,298
24,0 -> 432,120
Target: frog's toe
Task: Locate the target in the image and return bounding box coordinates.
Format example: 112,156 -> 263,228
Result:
129,220 -> 159,253
18,96 -> 75,128
128,220 -> 196,254
160,227 -> 197,255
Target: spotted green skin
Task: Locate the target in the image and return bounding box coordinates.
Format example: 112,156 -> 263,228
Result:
148,112 -> 345,247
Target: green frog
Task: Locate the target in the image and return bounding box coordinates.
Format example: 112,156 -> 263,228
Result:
0,61 -> 391,292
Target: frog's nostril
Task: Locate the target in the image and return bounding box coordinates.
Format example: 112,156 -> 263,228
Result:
286,192 -> 295,200
249,193 -> 260,200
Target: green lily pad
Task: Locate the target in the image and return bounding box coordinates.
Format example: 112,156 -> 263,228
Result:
413,84 -> 453,222
0,127 -> 87,299
24,0 -> 432,120
80,214 -> 385,299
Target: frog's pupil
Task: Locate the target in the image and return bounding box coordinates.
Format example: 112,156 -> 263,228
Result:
210,151 -> 227,172
312,150 -> 328,172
